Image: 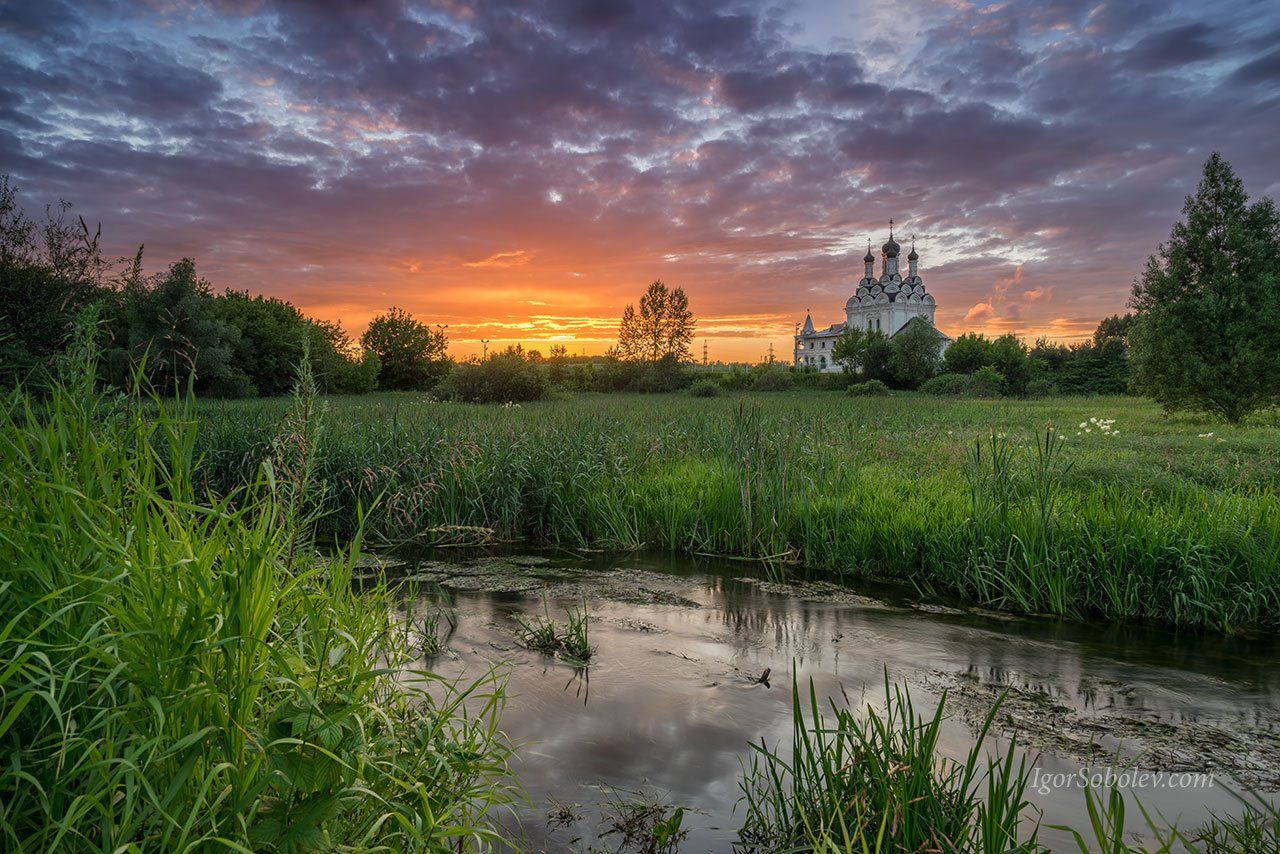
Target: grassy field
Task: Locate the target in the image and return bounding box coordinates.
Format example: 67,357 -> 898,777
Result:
194,391 -> 1280,632
8,356 -> 1280,849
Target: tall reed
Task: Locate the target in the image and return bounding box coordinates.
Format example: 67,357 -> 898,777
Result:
0,336 -> 514,851
737,674 -> 1035,852
191,392 -> 1280,631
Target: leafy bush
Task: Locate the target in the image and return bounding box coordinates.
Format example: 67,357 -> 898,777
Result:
972,365 -> 1009,396
1025,377 -> 1058,398
718,366 -> 755,390
920,373 -> 975,396
689,379 -> 721,397
436,353 -> 548,403
846,379 -> 889,396
751,369 -> 795,392
921,368 -> 1008,397
628,355 -> 693,393
794,371 -> 854,391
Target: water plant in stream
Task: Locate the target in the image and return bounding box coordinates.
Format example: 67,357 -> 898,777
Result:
736,673 -> 1035,852
738,670 -> 1280,853
514,599 -> 593,663
0,335 -> 514,852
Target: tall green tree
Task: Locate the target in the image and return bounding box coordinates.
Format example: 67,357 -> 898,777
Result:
360,307 -> 450,391
616,280 -> 696,362
832,327 -> 871,373
988,334 -> 1031,395
943,332 -> 992,374
215,290 -> 307,397
1129,153 -> 1280,422
1092,313 -> 1133,350
121,258 -> 245,395
887,317 -> 944,389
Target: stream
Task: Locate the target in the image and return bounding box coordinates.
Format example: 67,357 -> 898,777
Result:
374,549 -> 1280,851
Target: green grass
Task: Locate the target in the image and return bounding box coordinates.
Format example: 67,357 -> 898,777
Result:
0,344 -> 514,851
737,675 -> 1035,852
192,390 -> 1280,632
740,674 -> 1280,853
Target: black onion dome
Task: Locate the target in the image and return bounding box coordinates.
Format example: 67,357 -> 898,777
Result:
882,235 -> 900,257
863,243 -> 874,263
908,244 -> 918,261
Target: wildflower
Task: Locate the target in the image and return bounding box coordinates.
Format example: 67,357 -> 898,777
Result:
1079,422 -> 1087,429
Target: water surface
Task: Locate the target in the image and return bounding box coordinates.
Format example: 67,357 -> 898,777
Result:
388,549 -> 1280,851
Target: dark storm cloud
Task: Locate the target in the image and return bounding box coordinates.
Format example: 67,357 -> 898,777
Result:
1124,23 -> 1222,70
1,0 -> 1278,347
1228,47 -> 1280,85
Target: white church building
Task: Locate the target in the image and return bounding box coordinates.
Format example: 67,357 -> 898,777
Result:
795,222 -> 950,372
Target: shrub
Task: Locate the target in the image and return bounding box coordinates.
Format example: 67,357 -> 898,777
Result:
920,373 -> 974,396
1025,377 -> 1058,398
944,332 -> 993,374
797,371 -> 855,391
920,368 -> 1009,397
689,380 -> 721,397
751,369 -> 795,392
971,365 -> 1009,396
846,379 -> 890,397
628,355 -> 692,393
436,353 -> 547,402
718,366 -> 755,391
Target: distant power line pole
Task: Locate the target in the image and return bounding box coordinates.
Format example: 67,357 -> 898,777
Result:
767,342 -> 775,364
702,339 -> 708,366
480,338 -> 489,360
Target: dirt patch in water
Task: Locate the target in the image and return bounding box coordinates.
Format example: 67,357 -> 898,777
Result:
923,670 -> 1280,791
733,576 -> 898,609
391,555 -> 706,607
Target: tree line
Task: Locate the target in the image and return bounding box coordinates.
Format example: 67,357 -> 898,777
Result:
3,153 -> 1275,419
794,153 -> 1278,420
0,175 -> 699,402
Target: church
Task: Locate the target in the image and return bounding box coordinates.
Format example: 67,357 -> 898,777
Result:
794,222 -> 950,372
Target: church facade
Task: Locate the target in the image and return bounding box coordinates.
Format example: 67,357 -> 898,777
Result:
794,224 -> 950,372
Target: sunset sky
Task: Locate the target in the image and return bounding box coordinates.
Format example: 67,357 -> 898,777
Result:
3,0 -> 1278,361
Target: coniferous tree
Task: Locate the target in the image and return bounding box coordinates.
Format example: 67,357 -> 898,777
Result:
1129,153 -> 1280,422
